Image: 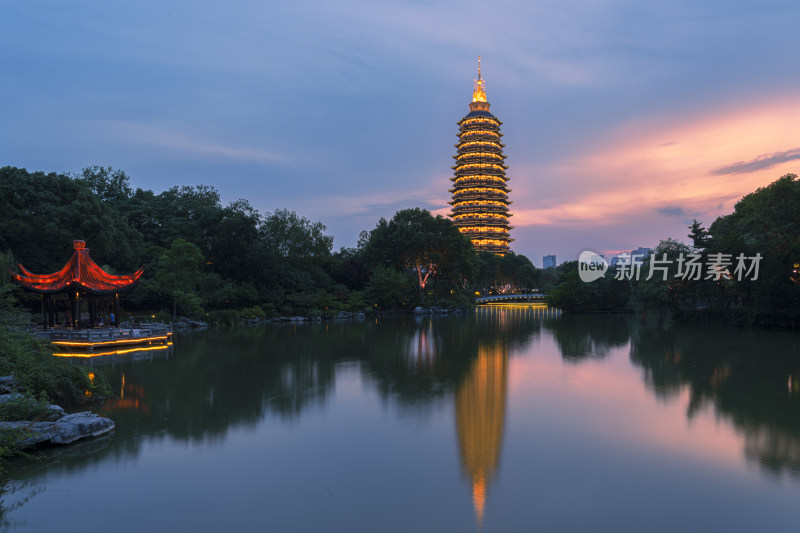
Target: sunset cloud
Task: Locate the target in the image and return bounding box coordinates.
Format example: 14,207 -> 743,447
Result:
711,148 -> 800,176
510,95 -> 800,235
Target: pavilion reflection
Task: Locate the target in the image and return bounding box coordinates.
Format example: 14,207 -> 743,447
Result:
455,339 -> 509,527
100,372 -> 150,415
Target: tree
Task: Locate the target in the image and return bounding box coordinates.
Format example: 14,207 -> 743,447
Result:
706,173 -> 800,318
364,208 -> 475,304
74,166 -> 133,205
546,261 -> 632,313
157,239 -> 204,319
636,238 -> 693,310
0,166 -> 142,273
688,219 -> 711,251
364,266 -> 416,310
260,208 -> 334,263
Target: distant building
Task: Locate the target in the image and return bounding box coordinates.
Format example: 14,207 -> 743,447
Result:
543,255 -> 556,269
610,247 -> 651,267
449,57 -> 513,255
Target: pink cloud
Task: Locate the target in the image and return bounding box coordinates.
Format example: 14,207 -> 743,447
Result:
511,95 -> 800,229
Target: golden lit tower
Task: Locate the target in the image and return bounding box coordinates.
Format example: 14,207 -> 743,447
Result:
449,57 -> 513,255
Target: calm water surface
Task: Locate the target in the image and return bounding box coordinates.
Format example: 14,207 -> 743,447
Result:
2,307 -> 800,532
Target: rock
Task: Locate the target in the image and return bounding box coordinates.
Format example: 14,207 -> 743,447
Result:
0,412 -> 115,449
413,306 -> 424,315
0,421 -> 56,447
0,392 -> 25,404
48,404 -> 66,420
0,394 -> 64,422
0,376 -> 17,394
51,412 -> 115,444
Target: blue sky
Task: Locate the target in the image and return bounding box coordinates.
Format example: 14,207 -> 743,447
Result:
2,0 -> 800,265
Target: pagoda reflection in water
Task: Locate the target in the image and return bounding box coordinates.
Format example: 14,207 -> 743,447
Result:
455,339 -> 508,526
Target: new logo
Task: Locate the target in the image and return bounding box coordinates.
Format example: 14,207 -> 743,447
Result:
578,251 -> 608,283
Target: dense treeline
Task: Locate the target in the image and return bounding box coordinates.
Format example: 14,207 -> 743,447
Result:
0,166 -> 540,322
546,173 -> 800,327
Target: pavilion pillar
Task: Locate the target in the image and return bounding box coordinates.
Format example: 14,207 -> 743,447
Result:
114,293 -> 120,327
47,296 -> 55,328
88,296 -> 96,329
72,293 -> 80,330
41,295 -> 47,330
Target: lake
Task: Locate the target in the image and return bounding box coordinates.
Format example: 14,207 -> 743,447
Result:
2,306 -> 800,532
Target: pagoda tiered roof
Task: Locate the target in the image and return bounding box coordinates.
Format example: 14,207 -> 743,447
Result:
11,240 -> 144,295
448,58 -> 513,255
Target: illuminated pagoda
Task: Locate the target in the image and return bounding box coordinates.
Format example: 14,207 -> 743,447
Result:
10,240 -> 144,329
449,57 -> 513,255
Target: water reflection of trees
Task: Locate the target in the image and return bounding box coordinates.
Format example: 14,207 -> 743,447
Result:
46,312 -> 540,460
544,314 -> 632,363
363,310 -> 542,409
630,321 -> 800,476
5,309 -> 546,524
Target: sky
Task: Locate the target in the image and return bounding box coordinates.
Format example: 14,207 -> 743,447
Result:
2,0 -> 800,266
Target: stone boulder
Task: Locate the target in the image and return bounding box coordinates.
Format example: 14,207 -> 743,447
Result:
50,412 -> 115,444
0,393 -> 66,421
0,412 -> 115,449
0,376 -> 17,394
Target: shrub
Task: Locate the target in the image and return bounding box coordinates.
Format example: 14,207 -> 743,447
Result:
0,326 -> 111,406
0,393 -> 53,422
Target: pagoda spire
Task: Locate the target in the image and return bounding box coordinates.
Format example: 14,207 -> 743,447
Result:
472,56 -> 487,103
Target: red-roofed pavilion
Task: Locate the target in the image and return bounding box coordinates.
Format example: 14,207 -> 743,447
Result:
11,240 -> 144,329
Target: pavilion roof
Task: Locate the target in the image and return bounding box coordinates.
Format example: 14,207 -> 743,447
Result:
10,240 -> 143,295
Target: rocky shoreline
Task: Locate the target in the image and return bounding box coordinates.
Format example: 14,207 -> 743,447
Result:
0,377 -> 114,451
168,306 -> 472,329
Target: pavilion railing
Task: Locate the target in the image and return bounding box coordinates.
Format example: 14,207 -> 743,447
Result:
33,322 -> 172,343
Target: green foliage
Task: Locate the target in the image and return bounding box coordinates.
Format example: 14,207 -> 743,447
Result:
0,166 -> 143,274
364,266 -> 416,310
688,219 -> 711,251
703,173 -> 800,318
157,238 -> 204,319
0,327 -> 111,406
74,166 -> 133,205
153,310 -> 172,323
0,393 -> 53,422
548,173 -> 800,323
0,425 -> 32,473
260,208 -> 334,263
474,251 -> 539,293
205,309 -> 243,327
364,208 -> 475,304
345,290 -> 367,312
0,287 -> 29,327
0,164 -> 549,322
635,238 -> 693,311
546,261 -> 633,313
240,306 -> 266,320
0,250 -> 15,287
